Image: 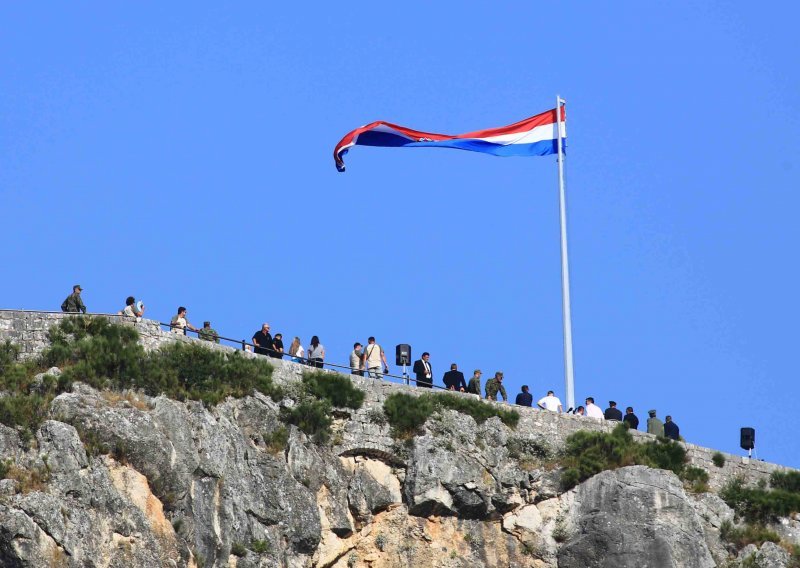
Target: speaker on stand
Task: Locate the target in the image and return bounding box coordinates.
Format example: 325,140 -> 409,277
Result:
395,344 -> 411,385
740,427 -> 755,459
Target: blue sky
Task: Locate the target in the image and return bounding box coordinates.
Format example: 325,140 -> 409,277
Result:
1,3 -> 798,466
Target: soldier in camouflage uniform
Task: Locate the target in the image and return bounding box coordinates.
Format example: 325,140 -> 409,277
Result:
198,321 -> 220,343
61,284 -> 86,314
485,371 -> 508,402
467,369 -> 483,397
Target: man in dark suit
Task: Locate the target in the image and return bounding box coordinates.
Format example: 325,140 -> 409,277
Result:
413,352 -> 433,388
442,363 -> 467,392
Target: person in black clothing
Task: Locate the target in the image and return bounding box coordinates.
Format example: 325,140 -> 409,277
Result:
515,385 -> 533,407
664,415 -> 680,440
413,352 -> 433,388
442,363 -> 467,391
271,333 -> 284,358
252,323 -> 274,356
623,406 -> 639,430
604,401 -> 623,421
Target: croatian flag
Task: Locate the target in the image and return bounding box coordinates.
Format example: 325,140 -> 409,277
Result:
334,105 -> 565,172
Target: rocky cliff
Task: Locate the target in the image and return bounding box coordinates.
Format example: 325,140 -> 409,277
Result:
1,311 -> 798,568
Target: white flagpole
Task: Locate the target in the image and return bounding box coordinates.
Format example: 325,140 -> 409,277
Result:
556,95 -> 576,411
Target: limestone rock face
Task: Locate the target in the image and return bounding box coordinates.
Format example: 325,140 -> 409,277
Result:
558,466 -> 716,568
0,373 -> 796,567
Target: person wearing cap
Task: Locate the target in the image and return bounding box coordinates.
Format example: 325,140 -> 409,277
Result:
584,397 -> 604,420
485,372 -> 507,402
647,409 -> 665,437
537,390 -> 563,413
467,369 -> 482,396
623,407 -> 640,430
664,415 -> 680,441
604,401 -> 623,421
198,321 -> 219,343
61,284 -> 86,314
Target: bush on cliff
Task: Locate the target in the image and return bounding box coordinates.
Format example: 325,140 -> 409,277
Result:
300,371 -> 364,410
0,340 -> 58,441
144,342 -> 277,405
0,317 -> 282,440
382,391 -> 520,437
720,476 -> 800,524
278,371 -> 365,443
559,424 -> 695,490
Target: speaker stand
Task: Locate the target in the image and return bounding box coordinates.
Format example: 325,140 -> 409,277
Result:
402,363 -> 409,385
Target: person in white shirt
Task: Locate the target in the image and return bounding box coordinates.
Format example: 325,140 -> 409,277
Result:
537,390 -> 564,413
584,397 -> 605,420
120,296 -> 144,319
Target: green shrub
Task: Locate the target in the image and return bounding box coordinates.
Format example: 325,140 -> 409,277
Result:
712,451 -> 726,468
721,477 -> 800,524
0,459 -> 10,479
143,343 -> 276,405
682,466 -> 710,493
231,542 -> 247,557
281,400 -> 333,443
301,371 -> 364,410
383,391 -> 519,438
559,424 -> 689,490
770,470 -> 800,494
720,520 -> 781,549
0,394 -> 52,442
263,427 -> 289,454
43,317 -> 144,390
434,392 -> 519,428
0,340 -> 20,375
384,392 -> 436,437
250,539 -> 270,554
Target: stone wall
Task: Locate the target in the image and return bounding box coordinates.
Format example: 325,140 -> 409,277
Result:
0,309 -> 791,493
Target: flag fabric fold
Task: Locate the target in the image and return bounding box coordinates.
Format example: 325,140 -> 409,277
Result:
334,106 -> 565,172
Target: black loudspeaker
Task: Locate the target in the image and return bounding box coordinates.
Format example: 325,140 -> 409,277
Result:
740,427 -> 755,450
395,344 -> 411,366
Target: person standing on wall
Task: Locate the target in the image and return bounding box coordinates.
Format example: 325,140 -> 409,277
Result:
537,390 -> 563,413
516,385 -> 534,407
664,415 -> 680,440
350,342 -> 365,376
623,407 -> 640,430
61,284 -> 86,314
467,369 -> 483,397
413,352 -> 433,387
288,337 -> 303,362
272,333 -> 285,358
120,296 -> 144,318
647,410 -> 664,437
442,363 -> 467,392
308,336 -> 325,368
604,401 -> 623,421
171,307 -> 197,335
364,336 -> 388,380
584,397 -> 604,420
485,372 -> 507,402
252,323 -> 274,356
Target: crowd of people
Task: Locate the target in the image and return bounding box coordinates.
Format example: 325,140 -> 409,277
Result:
60,285 -> 682,441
